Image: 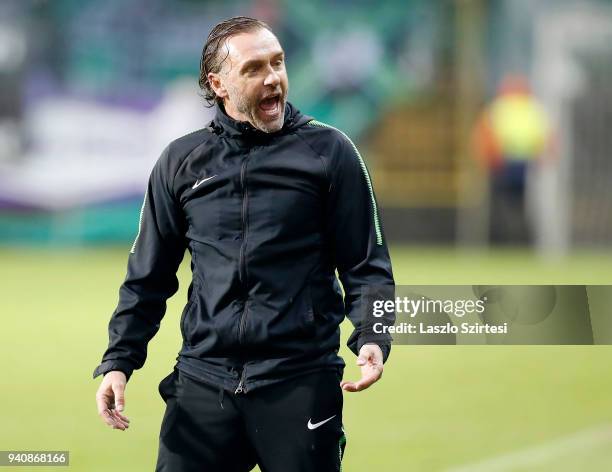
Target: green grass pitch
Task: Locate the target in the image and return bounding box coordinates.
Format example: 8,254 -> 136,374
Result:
1,246 -> 612,471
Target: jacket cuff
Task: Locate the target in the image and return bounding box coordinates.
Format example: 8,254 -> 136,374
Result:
92,360 -> 135,381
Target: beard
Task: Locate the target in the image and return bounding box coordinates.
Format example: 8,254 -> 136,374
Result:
226,83 -> 288,133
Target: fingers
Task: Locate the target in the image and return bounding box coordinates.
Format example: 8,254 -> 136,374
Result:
112,382 -> 126,412
340,371 -> 379,392
109,408 -> 130,430
95,390 -> 111,418
96,389 -> 116,425
340,380 -> 358,391
352,368 -> 381,391
340,357 -> 384,392
99,407 -> 127,430
97,405 -> 130,430
112,409 -> 130,424
98,406 -> 116,427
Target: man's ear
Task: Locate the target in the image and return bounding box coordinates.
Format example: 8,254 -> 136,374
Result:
208,72 -> 228,100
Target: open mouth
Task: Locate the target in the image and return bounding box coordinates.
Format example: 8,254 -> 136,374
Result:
258,93 -> 281,118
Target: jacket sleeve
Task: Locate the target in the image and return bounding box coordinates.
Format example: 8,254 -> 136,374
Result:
93,146 -> 187,381
326,131 -> 395,363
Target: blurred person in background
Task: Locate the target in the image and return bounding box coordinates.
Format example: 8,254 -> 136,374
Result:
473,74 -> 553,244
93,16 -> 394,471
0,21 -> 25,163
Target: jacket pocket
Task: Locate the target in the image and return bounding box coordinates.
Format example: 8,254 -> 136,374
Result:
261,283 -> 317,344
179,301 -> 195,345
158,369 -> 177,403
180,276 -> 201,347
300,283 -> 316,335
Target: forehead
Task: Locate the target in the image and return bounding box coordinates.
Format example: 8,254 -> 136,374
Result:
225,28 -> 283,65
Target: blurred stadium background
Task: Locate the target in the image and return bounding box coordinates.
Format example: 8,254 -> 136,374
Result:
2,0 -> 612,470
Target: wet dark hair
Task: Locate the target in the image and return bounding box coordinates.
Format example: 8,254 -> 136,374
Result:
199,16 -> 273,107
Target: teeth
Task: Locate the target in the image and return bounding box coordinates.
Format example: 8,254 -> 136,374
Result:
259,95 -> 280,115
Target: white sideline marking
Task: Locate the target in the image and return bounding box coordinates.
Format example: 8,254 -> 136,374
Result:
446,424 -> 612,472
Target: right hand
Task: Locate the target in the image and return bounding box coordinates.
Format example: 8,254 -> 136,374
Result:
95,371 -> 130,431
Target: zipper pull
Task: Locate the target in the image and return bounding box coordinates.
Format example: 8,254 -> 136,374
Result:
234,369 -> 247,394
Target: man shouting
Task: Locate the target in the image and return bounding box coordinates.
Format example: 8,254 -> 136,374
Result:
94,16 -> 394,472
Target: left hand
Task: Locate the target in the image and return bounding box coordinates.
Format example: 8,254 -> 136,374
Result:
340,344 -> 384,392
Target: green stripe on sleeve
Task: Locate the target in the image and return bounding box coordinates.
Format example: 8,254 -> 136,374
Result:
130,188 -> 148,254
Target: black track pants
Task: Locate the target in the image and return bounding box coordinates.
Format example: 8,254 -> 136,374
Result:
155,369 -> 346,472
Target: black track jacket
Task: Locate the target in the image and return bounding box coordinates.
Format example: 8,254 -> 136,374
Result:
93,102 -> 395,393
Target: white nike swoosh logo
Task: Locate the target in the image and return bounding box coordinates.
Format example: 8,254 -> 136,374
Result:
307,415 -> 336,430
192,175 -> 217,189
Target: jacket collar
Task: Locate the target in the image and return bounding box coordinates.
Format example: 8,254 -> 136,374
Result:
211,101 -> 312,141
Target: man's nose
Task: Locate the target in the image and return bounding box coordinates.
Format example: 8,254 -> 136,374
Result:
263,67 -> 280,87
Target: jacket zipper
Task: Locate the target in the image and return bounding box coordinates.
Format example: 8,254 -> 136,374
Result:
238,157 -> 249,286
235,368 -> 247,394
238,155 -> 250,343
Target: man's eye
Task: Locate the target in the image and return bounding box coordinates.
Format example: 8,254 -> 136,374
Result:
273,59 -> 284,67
